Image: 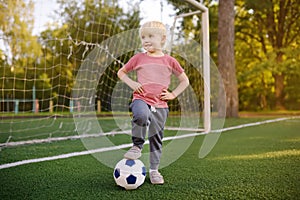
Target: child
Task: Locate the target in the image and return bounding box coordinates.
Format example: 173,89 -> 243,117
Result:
117,21 -> 189,184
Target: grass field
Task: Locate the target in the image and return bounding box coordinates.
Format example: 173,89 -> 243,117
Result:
0,116 -> 299,199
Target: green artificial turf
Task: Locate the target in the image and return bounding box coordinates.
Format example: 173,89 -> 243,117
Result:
0,117 -> 299,199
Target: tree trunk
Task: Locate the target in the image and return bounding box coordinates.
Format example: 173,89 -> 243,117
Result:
273,73 -> 285,110
273,52 -> 286,110
218,0 -> 239,118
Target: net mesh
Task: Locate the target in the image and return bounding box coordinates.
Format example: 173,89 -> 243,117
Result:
0,0 -> 208,147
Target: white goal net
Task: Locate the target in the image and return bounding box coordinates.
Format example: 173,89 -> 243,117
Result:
0,0 -> 224,155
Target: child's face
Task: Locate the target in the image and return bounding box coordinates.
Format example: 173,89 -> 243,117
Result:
140,29 -> 165,53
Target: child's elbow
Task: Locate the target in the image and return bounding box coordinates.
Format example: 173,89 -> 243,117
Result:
185,78 -> 190,86
184,76 -> 190,87
117,69 -> 124,79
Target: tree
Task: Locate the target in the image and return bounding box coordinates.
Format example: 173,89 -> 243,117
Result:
0,0 -> 42,101
235,0 -> 300,110
218,0 -> 238,117
0,0 -> 41,66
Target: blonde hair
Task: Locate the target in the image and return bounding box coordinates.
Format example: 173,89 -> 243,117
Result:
139,21 -> 167,38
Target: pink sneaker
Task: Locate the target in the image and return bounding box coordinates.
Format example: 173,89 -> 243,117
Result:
150,171 -> 164,185
124,146 -> 142,160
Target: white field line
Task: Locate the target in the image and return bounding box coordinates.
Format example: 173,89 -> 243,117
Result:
0,127 -> 203,148
0,130 -> 131,148
0,116 -> 299,170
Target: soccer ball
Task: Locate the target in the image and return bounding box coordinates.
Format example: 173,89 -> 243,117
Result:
113,158 -> 146,190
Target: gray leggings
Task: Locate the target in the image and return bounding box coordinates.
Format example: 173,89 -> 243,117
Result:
130,99 -> 169,170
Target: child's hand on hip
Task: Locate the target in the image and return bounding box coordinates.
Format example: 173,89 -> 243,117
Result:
130,81 -> 144,94
160,89 -> 176,101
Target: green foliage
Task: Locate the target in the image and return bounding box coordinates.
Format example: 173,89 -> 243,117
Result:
0,0 -> 42,102
168,0 -> 300,111
235,0 -> 300,110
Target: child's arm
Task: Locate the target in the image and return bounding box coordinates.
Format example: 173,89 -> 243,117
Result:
160,72 -> 189,101
117,67 -> 144,94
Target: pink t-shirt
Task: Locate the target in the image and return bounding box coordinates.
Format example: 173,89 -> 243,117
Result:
123,52 -> 184,108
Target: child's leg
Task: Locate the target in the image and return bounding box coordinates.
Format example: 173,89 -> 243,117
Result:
130,99 -> 151,149
148,108 -> 168,170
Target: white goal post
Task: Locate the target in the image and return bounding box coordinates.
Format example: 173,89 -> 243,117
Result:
184,0 -> 211,132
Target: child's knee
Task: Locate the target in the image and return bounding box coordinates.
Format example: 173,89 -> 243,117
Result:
133,113 -> 150,126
